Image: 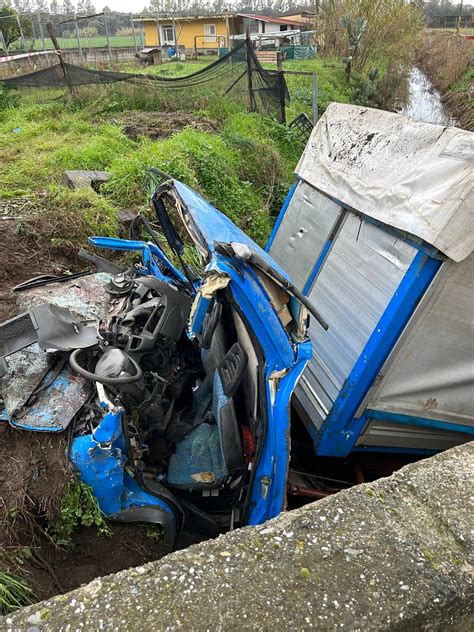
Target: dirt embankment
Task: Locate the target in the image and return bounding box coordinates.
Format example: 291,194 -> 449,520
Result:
0,195 -> 167,604
417,31 -> 473,130
0,197 -> 82,322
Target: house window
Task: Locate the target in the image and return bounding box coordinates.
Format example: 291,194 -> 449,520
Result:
161,25 -> 174,44
204,23 -> 217,43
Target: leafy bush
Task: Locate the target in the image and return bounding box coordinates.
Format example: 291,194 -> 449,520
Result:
54,480 -> 111,547
0,84 -> 19,110
319,0 -> 423,72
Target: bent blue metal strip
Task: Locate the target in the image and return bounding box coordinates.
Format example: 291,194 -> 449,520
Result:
315,251 -> 443,457
247,341 -> 312,525
88,237 -> 188,286
302,239 -> 332,295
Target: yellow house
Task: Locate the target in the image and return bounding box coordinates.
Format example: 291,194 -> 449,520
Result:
137,14 -> 244,54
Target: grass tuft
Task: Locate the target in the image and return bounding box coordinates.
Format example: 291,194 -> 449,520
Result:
0,572 -> 35,616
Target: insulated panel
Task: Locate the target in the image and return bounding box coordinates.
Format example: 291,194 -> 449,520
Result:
355,419 -> 472,451
368,254 -> 474,426
296,214 -> 417,417
269,181 -> 342,290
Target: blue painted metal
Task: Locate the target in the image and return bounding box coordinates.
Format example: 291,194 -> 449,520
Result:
265,181 -> 297,252
71,409 -> 175,521
171,180 -> 291,281
88,237 -> 189,286
365,409 -> 474,436
212,256 -> 295,373
314,251 -> 443,457
302,239 -> 332,295
247,341 -> 312,525
353,444 -> 437,455
188,294 -> 212,338
9,367 -> 91,433
198,253 -> 312,523
7,176 -> 312,531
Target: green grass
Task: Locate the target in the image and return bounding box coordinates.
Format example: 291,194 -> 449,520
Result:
450,66 -> 474,93
0,572 -> 35,616
0,85 -> 301,251
53,480 -> 112,547
0,53 -> 366,255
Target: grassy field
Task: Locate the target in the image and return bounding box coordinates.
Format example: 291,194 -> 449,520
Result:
0,93 -> 301,250
0,53 -> 362,261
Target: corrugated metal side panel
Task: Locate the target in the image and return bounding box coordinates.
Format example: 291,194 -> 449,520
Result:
355,419 -> 472,451
368,253 -> 474,425
298,214 -> 417,416
268,181 -> 342,290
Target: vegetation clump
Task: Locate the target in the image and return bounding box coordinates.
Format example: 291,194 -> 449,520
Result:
54,480 -> 112,547
0,572 -> 35,616
416,31 -> 473,130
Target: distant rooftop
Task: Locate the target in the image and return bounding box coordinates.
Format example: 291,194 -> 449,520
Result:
134,13 -> 239,23
238,13 -> 307,25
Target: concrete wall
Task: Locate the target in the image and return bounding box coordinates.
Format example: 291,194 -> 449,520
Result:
3,442 -> 473,631
0,47 -> 138,81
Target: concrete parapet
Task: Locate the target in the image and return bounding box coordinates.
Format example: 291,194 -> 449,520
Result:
3,442 -> 473,631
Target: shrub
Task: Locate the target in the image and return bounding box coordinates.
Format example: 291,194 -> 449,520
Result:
54,480 -> 112,547
0,83 -> 19,110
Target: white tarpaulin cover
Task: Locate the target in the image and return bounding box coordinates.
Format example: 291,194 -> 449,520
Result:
296,103 -> 474,262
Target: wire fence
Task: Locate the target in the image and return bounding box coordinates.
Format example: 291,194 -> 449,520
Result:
2,38 -> 289,124
0,11 -> 152,61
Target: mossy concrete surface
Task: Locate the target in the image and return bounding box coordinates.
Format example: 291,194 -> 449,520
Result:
4,442 -> 473,631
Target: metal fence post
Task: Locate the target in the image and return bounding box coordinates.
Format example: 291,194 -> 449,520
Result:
103,9 -> 112,64
130,12 -> 137,52
15,15 -> 26,51
37,13 -> 46,50
46,21 -> 73,96
0,29 -> 7,53
245,31 -> 255,113
74,14 -> 83,62
312,72 -> 318,125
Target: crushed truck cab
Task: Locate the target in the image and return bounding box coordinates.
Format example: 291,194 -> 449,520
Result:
0,179 -> 314,548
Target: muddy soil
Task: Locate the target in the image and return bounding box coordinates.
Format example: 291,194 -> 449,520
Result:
27,525 -> 166,601
0,197 -> 80,322
0,203 -> 167,605
119,111 -> 217,140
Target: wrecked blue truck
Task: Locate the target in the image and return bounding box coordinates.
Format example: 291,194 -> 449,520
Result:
0,179 -> 327,548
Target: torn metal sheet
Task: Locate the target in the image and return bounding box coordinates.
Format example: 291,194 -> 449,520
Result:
9,365 -> 92,432
16,272 -> 112,321
1,345 -> 52,415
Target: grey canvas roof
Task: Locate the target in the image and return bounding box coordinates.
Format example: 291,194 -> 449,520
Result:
296,103 -> 474,262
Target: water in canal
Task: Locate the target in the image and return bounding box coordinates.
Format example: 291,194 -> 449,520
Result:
401,67 -> 452,125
